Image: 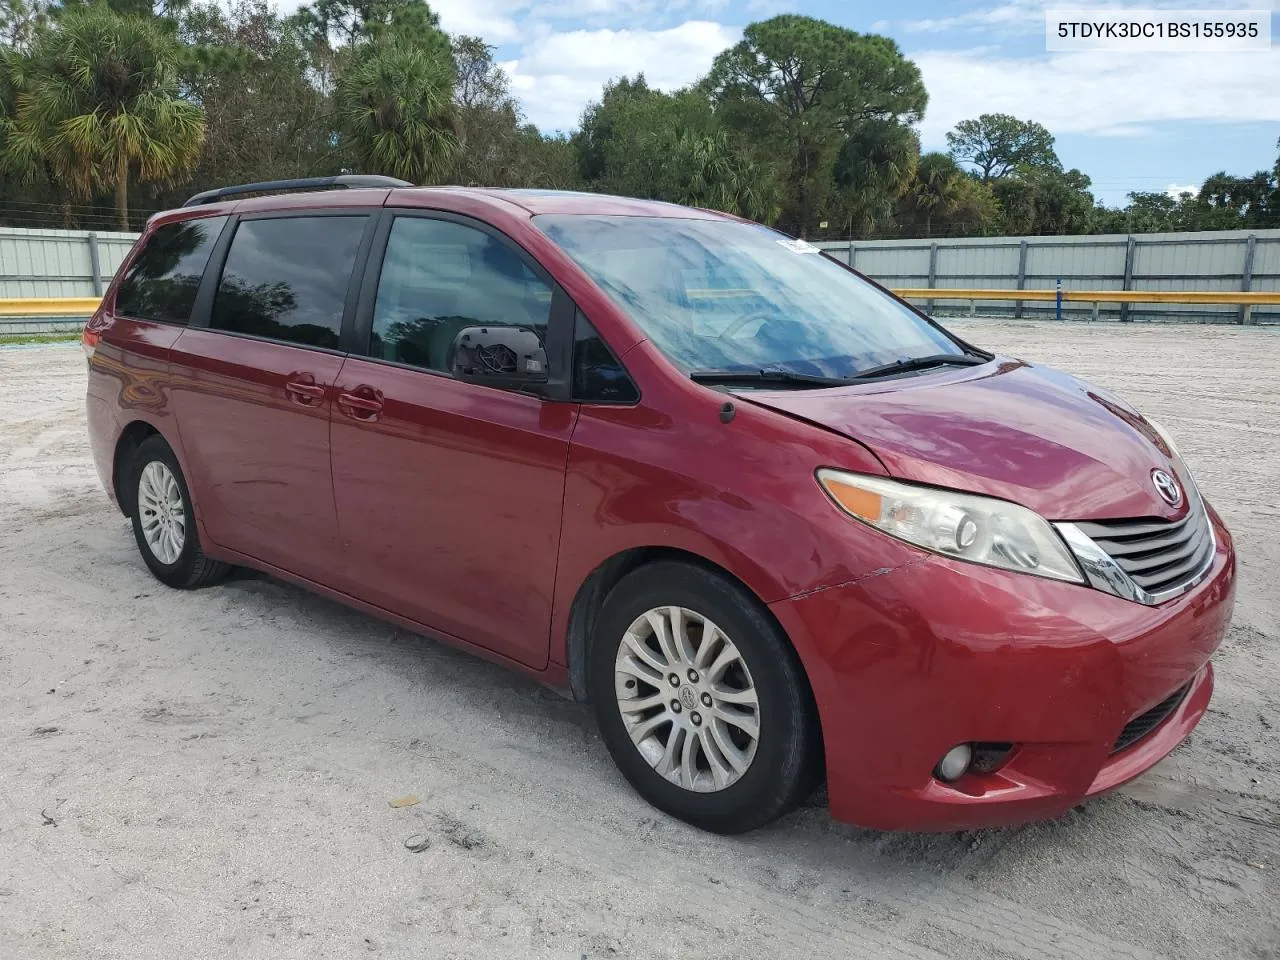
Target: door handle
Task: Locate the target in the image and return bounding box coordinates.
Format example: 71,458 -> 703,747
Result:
337,387 -> 384,421
285,374 -> 326,406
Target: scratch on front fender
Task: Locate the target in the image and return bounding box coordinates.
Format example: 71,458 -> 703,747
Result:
779,554 -> 931,604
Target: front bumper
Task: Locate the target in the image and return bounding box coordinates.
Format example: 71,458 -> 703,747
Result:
769,507 -> 1236,831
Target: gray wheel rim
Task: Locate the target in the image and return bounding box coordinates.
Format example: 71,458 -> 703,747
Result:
137,460 -> 185,565
614,605 -> 760,793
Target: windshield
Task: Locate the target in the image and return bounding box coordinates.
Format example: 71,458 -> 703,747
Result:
535,215 -> 964,379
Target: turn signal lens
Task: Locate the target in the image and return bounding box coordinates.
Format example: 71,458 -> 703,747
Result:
81,327 -> 100,360
823,480 -> 881,522
816,469 -> 1085,584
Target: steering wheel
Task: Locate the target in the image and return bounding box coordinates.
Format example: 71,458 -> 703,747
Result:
717,312 -> 773,340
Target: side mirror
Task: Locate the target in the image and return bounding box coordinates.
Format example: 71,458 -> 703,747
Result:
447,325 -> 549,386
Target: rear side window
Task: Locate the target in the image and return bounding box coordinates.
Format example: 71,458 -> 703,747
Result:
115,216 -> 228,324
211,216 -> 367,350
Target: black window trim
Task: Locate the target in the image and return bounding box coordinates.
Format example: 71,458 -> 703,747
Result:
350,207 -> 574,403
189,207 -> 379,359
571,309 -> 642,406
114,213 -> 233,327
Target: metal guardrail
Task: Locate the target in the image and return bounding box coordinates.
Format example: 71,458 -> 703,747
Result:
890,287 -> 1280,323
0,297 -> 102,317
891,288 -> 1280,304
4,289 -> 1280,329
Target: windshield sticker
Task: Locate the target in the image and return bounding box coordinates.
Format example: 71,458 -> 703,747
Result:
777,238 -> 821,255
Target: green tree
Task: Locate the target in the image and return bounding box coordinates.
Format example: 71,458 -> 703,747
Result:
1,0 -> 48,49
658,127 -> 780,222
164,0 -> 339,202
573,74 -> 663,184
1198,170 -> 1277,227
899,152 -> 963,236
336,36 -> 458,183
5,4 -> 204,229
292,0 -> 444,48
704,15 -> 926,236
574,77 -> 778,220
450,34 -> 530,187
993,165 -> 1096,235
517,129 -> 582,190
831,118 -> 918,237
945,113 -> 1058,183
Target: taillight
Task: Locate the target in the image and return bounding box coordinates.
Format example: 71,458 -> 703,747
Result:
82,327 -> 100,360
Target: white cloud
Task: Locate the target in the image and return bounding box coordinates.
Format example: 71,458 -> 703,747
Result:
426,0 -> 527,44
913,48 -> 1280,144
506,20 -> 742,130
528,0 -> 729,19
1165,183 -> 1198,198
899,0 -> 1048,34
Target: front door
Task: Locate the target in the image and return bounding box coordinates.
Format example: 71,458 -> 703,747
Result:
170,213 -> 371,585
330,214 -> 577,669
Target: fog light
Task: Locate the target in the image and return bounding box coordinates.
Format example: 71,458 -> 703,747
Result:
934,743 -> 973,782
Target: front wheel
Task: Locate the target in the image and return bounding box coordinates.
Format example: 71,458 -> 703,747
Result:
589,561 -> 821,834
129,435 -> 230,589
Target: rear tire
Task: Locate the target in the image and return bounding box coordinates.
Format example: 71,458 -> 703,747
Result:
589,561 -> 820,834
129,436 -> 230,589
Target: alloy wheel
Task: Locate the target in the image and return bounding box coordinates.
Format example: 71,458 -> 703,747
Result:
614,605 -> 760,793
137,460 -> 186,565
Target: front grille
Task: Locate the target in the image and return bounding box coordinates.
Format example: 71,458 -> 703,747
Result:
1073,502 -> 1213,597
1111,682 -> 1191,754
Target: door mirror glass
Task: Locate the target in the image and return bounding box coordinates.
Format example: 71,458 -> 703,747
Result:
448,325 -> 549,385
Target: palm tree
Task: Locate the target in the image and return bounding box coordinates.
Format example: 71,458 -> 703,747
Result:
834,120 -> 920,238
907,153 -> 964,236
666,128 -> 780,223
5,6 -> 204,230
336,40 -> 458,184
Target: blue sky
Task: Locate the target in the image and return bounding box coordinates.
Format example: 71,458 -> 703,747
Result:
285,0 -> 1280,205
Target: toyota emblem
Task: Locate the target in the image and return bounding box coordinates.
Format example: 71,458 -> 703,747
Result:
1152,469 -> 1182,507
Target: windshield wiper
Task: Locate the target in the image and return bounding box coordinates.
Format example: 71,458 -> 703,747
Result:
848,353 -> 987,381
690,368 -> 857,388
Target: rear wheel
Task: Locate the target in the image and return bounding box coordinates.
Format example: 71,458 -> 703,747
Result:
129,436 -> 230,589
589,561 -> 820,834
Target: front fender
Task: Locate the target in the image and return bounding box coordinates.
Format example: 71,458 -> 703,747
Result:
547,362 -> 922,668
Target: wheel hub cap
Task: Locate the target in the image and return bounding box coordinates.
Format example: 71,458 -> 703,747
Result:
614,605 -> 760,793
137,460 -> 185,565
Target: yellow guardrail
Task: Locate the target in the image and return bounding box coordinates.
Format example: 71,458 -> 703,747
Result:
0,297 -> 103,317
892,288 -> 1280,305
3,289 -> 1278,321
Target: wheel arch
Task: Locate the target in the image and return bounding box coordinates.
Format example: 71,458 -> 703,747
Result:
564,545 -> 827,795
112,420 -> 163,517
563,546 -> 815,709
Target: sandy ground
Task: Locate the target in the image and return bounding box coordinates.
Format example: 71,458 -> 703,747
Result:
1,321 -> 1278,960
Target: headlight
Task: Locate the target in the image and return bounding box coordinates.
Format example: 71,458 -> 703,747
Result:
816,470 -> 1084,584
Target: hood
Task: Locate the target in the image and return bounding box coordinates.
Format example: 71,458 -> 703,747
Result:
739,358 -> 1188,522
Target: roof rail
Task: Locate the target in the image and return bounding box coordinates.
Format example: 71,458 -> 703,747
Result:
181,175 -> 413,207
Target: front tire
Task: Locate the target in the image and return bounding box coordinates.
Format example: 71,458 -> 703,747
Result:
129,436 -> 229,589
589,561 -> 820,834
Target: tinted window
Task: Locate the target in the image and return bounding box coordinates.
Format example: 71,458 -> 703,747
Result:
211,216 -> 367,350
370,217 -> 552,372
574,311 -> 637,403
115,216 -> 228,324
536,215 -> 963,380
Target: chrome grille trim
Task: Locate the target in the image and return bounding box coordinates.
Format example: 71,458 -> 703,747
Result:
1055,488 -> 1217,606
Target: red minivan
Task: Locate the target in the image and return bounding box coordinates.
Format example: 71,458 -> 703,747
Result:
84,176 -> 1236,834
